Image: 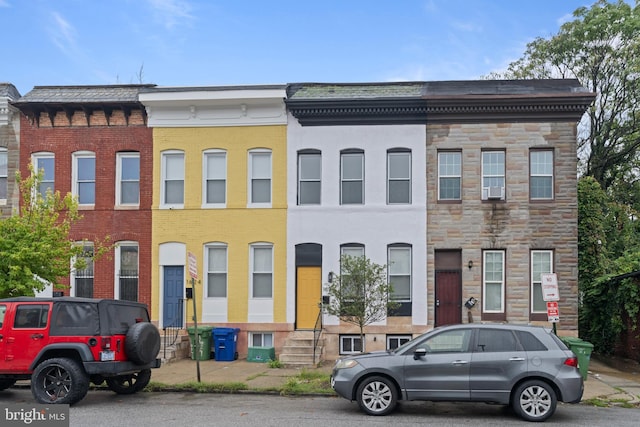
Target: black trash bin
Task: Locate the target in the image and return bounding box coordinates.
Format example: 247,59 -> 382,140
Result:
213,328 -> 240,361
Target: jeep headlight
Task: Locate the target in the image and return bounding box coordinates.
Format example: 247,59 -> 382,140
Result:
334,358 -> 360,370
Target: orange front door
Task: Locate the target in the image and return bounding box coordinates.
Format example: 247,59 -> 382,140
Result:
296,266 -> 321,329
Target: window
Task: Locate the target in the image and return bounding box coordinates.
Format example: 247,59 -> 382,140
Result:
482,151 -> 505,200
206,244 -> 227,298
531,250 -> 553,313
340,150 -> 364,204
340,335 -> 362,354
387,149 -> 411,204
204,150 -> 226,205
388,245 -> 411,301
418,328 -> 471,353
32,153 -> 55,198
438,151 -> 461,200
117,243 -> 138,302
340,244 -> 364,300
249,150 -> 271,205
116,152 -> 140,206
476,329 -> 518,352
483,250 -> 505,312
515,331 -> 547,351
162,151 -> 184,206
0,148 -> 7,201
530,150 -> 554,199
387,335 -> 412,350
298,150 -> 321,205
250,332 -> 273,347
14,305 -> 49,329
73,152 -> 96,205
74,243 -> 94,298
251,244 -> 273,298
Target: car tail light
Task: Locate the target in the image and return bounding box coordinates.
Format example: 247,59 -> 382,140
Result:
564,356 -> 579,368
101,337 -> 112,350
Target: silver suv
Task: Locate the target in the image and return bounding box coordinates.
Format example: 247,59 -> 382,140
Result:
331,323 -> 583,422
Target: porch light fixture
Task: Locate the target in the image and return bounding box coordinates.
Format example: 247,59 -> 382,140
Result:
328,271 -> 336,283
468,260 -> 473,270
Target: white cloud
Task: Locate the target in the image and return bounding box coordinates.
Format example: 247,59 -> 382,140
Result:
49,11 -> 78,55
146,0 -> 195,30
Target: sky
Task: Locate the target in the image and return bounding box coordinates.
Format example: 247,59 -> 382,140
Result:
1,0 -> 595,96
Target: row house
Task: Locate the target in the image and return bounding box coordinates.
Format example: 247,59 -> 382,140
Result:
138,86 -> 289,356
0,83 -> 21,218
7,79 -> 594,362
12,85 -> 154,308
286,80 -> 594,359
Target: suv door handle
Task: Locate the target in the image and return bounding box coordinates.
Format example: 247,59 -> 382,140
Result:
452,360 -> 468,365
509,357 -> 525,362
31,333 -> 44,339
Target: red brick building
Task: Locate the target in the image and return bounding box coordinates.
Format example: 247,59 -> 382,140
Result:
13,85 -> 154,310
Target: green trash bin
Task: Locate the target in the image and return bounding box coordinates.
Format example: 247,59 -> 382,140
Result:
187,326 -> 213,360
560,336 -> 593,381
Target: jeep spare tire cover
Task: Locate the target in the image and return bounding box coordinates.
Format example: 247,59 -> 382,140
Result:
125,322 -> 160,365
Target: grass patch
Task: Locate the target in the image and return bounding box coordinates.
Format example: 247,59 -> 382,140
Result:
268,359 -> 283,368
581,398 -> 610,407
145,381 -> 247,393
279,370 -> 334,396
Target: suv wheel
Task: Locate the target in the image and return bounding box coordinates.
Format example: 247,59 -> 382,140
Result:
31,358 -> 89,405
126,322 -> 161,365
106,369 -> 152,394
0,379 -> 17,390
511,380 -> 557,422
356,376 -> 398,416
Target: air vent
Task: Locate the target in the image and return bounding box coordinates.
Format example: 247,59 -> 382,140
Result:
487,186 -> 504,200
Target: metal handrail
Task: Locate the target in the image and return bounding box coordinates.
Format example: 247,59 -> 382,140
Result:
312,304 -> 323,365
162,299 -> 184,360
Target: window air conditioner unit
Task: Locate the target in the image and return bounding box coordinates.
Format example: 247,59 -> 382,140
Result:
487,186 -> 505,200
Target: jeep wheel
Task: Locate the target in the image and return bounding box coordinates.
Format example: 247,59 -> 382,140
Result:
0,379 -> 17,390
106,369 -> 151,394
31,358 -> 89,405
126,322 -> 161,365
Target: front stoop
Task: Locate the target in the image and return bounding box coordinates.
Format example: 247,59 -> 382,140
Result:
278,330 -> 324,367
160,332 -> 190,364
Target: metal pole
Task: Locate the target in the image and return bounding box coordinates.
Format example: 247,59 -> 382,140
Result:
191,277 -> 200,382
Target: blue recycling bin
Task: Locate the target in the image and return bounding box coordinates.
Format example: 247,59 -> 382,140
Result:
213,328 -> 240,361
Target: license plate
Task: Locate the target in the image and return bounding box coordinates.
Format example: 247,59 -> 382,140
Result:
100,351 -> 115,361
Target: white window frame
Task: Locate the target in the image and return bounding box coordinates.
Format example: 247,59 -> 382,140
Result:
115,241 -> 139,301
438,151 -> 461,201
387,150 -> 411,204
340,150 -> 364,205
531,250 -> 553,314
161,150 -> 185,208
249,332 -> 273,348
530,150 -> 554,200
388,245 -> 412,302
203,150 -> 227,207
387,335 -> 412,350
248,149 -> 272,207
71,242 -> 94,298
205,243 -> 228,298
116,152 -> 140,207
297,151 -> 321,205
32,152 -> 55,199
250,243 -> 273,298
0,147 -> 7,203
72,151 -> 96,206
483,250 -> 505,313
481,150 -> 505,200
340,335 -> 363,354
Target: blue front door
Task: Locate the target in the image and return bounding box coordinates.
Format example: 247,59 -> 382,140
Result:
163,266 -> 184,328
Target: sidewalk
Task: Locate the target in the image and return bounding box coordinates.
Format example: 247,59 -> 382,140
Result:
151,355 -> 640,404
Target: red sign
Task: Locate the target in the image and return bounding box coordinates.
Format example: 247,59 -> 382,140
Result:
546,301 -> 559,323
188,252 -> 198,279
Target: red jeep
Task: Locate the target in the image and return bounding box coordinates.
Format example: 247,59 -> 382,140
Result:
0,297 -> 161,405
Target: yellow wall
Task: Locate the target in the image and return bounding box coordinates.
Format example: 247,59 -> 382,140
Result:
151,125 -> 287,324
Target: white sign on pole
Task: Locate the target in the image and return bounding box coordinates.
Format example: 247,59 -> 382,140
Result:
188,251 -> 198,280
541,273 -> 559,302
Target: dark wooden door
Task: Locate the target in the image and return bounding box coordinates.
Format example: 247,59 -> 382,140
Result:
435,250 -> 462,326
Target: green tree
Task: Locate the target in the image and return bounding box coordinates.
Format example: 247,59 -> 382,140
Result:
324,255 -> 399,352
490,0 -> 640,191
0,167 -> 88,297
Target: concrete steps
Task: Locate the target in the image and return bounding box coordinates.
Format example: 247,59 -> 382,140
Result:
279,330 -> 324,367
160,332 -> 190,364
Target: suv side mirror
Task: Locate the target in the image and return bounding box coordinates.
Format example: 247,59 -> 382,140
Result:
413,348 -> 427,360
